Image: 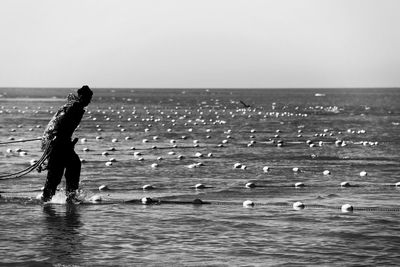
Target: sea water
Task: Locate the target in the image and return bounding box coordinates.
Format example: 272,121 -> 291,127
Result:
0,88 -> 399,266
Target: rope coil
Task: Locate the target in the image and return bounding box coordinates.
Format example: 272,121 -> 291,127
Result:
0,142 -> 52,180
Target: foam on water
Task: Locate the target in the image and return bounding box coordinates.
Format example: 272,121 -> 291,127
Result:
48,192 -> 69,204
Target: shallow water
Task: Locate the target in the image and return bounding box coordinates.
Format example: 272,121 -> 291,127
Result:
0,88 -> 399,266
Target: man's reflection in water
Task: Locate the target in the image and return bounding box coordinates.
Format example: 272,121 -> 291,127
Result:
42,204 -> 84,265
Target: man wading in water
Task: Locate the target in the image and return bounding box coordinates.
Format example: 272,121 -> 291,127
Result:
40,85 -> 93,203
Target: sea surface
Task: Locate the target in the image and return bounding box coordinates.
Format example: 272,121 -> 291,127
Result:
0,88 -> 399,266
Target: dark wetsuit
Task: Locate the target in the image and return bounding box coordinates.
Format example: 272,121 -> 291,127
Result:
41,93 -> 85,201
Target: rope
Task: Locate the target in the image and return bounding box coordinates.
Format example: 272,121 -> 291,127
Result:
247,184 -> 398,188
0,194 -> 398,213
93,183 -> 399,191
0,142 -> 52,180
121,199 -> 400,212
0,137 -> 42,145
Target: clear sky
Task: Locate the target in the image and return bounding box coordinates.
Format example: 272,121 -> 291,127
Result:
0,0 -> 399,88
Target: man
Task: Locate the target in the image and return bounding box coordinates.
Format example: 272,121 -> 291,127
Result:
41,85 -> 93,203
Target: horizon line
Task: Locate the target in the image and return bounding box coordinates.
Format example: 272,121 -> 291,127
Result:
0,86 -> 399,90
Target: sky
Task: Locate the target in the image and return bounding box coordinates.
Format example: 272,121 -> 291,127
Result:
0,0 -> 399,88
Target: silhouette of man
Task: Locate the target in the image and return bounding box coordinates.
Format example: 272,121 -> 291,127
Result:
41,85 -> 93,202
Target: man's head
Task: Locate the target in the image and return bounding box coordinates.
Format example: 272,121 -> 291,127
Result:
77,85 -> 93,106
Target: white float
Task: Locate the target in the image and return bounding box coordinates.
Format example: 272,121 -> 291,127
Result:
340,181 -> 351,187
293,201 -> 305,210
341,204 -> 353,213
142,184 -> 154,190
243,200 -> 255,208
233,163 -> 242,169
323,170 -> 331,175
245,182 -> 256,188
99,185 -> 109,191
195,183 -> 205,189
141,197 -> 153,205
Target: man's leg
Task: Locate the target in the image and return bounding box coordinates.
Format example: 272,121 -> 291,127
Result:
42,151 -> 65,202
65,150 -> 81,200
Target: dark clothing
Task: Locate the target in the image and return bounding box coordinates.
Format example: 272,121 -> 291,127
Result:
42,141 -> 81,201
41,93 -> 86,202
42,94 -> 85,151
